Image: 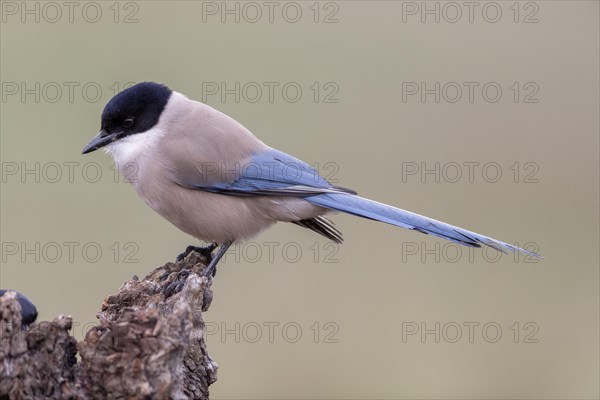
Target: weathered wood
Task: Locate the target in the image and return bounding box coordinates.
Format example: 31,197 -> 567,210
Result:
0,249 -> 218,400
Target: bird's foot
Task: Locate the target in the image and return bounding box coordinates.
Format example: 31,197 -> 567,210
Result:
202,240 -> 233,278
176,243 -> 218,262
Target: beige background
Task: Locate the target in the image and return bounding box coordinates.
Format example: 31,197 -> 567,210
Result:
1,1 -> 598,398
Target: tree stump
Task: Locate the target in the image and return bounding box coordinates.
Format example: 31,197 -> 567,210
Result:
0,249 -> 218,400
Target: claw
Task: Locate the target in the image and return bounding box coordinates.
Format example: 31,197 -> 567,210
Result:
176,243 -> 218,262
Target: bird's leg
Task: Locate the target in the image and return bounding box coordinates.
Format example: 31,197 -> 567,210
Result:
176,242 -> 218,262
203,240 -> 233,277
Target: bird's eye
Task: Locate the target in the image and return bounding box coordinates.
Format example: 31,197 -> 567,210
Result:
123,118 -> 134,128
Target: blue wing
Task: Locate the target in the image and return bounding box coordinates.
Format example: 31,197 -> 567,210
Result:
178,148 -> 355,196
179,148 -> 541,258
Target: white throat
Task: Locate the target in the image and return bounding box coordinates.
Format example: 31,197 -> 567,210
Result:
103,126 -> 166,167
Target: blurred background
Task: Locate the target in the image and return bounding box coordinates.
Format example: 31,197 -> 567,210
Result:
1,1 -> 598,398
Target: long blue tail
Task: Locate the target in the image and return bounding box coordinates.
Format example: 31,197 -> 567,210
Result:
306,193 -> 541,258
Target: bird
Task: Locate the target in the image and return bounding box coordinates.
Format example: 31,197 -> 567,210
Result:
0,290 -> 38,326
82,82 -> 540,276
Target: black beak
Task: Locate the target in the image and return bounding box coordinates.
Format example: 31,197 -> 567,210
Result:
82,129 -> 118,154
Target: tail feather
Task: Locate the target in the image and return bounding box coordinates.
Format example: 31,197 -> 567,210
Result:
292,216 -> 344,244
306,193 -> 541,258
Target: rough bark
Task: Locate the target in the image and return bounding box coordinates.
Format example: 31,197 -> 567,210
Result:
0,249 -> 218,400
